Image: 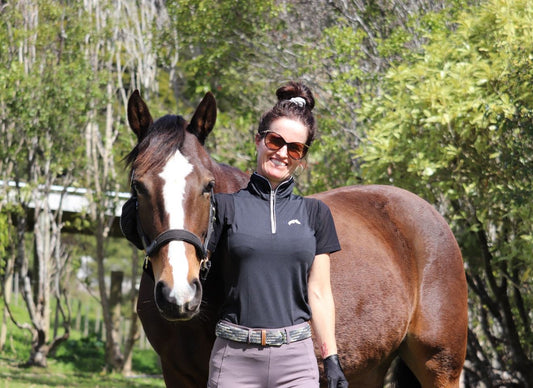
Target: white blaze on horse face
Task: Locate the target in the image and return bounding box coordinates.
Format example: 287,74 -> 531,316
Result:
159,150 -> 195,304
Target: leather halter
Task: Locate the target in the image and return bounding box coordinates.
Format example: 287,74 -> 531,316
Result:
134,186 -> 215,282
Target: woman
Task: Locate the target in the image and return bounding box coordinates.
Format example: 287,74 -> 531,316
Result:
206,81 -> 348,388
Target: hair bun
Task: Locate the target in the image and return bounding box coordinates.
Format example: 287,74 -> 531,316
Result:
276,81 -> 315,111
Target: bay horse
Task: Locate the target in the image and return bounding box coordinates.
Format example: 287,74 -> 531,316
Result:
125,90 -> 468,387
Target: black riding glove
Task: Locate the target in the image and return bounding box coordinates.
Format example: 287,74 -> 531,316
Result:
323,354 -> 349,388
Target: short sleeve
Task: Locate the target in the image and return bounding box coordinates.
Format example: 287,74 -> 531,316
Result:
304,198 -> 341,255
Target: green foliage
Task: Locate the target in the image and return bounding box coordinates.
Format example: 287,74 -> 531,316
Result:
0,212 -> 12,266
54,336 -> 107,372
358,0 -> 533,216
357,0 -> 533,381
303,23 -> 368,192
165,0 -> 280,112
0,0 -> 96,186
160,0 -> 306,178
296,0 -> 478,194
52,335 -> 159,375
209,110 -> 257,174
0,299 -> 33,360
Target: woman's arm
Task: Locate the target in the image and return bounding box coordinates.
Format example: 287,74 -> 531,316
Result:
308,253 -> 337,358
309,253 -> 349,387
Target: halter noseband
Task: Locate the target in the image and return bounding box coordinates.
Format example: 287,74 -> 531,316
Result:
135,186 -> 215,282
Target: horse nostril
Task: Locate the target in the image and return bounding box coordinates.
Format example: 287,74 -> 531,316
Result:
185,278 -> 202,312
191,278 -> 201,293
155,281 -> 176,305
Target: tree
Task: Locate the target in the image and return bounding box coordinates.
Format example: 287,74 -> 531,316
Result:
0,0 -> 92,366
162,0 -> 472,193
80,0 -> 164,373
295,0 -> 476,192
160,0 -> 285,175
356,0 -> 533,385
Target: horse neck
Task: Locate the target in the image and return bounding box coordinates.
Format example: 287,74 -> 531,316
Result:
212,162 -> 249,194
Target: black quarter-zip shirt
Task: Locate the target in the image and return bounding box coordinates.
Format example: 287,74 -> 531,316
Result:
208,173 -> 341,328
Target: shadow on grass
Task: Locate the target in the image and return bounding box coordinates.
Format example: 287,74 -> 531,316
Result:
52,335 -> 161,376
53,336 -> 106,372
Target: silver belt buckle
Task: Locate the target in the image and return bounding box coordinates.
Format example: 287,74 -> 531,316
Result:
278,330 -> 287,345
269,330 -> 285,346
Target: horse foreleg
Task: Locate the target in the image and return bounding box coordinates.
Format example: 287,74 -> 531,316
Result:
160,357 -> 206,388
344,365 -> 391,388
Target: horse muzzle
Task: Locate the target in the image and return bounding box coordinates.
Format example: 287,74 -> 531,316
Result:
154,278 -> 203,321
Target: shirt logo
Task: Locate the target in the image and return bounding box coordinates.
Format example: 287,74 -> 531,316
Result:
288,219 -> 301,226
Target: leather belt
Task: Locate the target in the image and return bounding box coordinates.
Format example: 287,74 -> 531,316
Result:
215,321 -> 312,347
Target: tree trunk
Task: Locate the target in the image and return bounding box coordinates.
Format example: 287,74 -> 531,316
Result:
34,208 -> 52,339
96,220 -> 124,372
122,245 -> 141,376
0,250 -> 15,350
110,270 -> 123,347
15,206 -> 45,367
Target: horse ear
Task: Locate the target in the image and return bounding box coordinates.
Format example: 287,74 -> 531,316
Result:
187,92 -> 217,145
127,90 -> 153,141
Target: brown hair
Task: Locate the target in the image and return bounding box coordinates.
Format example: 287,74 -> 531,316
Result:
257,81 -> 317,147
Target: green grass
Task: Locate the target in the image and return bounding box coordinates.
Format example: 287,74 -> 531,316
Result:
0,333 -> 166,387
0,336 -> 166,387
0,350 -> 166,387
0,358 -> 165,387
0,297 -> 165,387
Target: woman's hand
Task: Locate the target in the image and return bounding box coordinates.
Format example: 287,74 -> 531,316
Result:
323,354 -> 349,387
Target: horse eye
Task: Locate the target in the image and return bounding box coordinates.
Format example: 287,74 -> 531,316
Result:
132,181 -> 147,195
203,180 -> 215,194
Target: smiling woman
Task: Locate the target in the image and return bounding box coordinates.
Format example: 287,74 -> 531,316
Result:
206,81 -> 348,387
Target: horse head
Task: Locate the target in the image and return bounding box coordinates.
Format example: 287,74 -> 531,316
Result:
126,90 -> 219,321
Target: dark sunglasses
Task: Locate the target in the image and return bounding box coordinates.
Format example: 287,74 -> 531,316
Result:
263,131 -> 309,160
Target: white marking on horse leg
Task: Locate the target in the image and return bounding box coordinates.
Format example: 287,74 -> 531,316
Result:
159,150 -> 196,305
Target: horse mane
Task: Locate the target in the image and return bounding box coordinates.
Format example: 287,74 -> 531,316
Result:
125,114 -> 187,174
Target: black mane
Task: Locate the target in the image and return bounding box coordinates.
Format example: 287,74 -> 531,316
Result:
126,114 -> 187,173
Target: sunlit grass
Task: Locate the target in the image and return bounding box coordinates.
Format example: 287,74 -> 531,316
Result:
0,296 -> 164,387
0,357 -> 165,387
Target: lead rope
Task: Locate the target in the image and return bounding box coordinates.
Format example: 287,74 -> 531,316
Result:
200,189 -> 216,281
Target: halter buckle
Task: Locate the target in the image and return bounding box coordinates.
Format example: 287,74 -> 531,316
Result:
200,257 -> 212,281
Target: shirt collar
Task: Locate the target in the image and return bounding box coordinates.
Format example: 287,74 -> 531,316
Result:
248,172 -> 294,200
